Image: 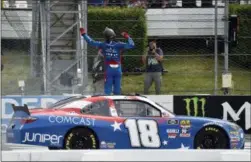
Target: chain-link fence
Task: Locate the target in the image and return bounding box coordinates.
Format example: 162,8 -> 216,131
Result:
1,0 -> 251,96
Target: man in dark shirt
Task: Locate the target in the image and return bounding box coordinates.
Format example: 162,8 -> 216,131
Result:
142,41 -> 164,94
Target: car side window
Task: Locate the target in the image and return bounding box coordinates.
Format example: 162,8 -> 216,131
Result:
81,100 -> 111,116
114,100 -> 161,117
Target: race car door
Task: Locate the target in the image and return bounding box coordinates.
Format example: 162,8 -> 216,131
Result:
113,99 -> 170,149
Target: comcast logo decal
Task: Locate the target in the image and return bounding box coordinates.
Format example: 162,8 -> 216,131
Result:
183,97 -> 206,117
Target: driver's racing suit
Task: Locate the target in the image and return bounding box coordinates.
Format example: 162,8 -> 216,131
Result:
82,33 -> 135,95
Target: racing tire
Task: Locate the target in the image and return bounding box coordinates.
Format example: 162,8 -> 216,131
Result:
194,126 -> 229,149
64,128 -> 99,149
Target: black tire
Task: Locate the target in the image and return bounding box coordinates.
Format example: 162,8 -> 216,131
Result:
194,126 -> 229,149
64,128 -> 99,149
48,147 -> 60,150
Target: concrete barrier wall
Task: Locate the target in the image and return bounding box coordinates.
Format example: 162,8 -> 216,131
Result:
2,150 -> 250,161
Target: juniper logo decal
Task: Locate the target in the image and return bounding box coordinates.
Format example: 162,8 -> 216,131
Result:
183,97 -> 206,117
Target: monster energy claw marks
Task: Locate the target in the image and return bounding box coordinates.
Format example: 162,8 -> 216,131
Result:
183,97 -> 206,117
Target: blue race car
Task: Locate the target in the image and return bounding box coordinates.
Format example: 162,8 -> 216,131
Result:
6,95 -> 245,149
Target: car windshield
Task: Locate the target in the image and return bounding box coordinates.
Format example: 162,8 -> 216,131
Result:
57,100 -> 92,109
49,96 -> 87,108
154,102 -> 175,115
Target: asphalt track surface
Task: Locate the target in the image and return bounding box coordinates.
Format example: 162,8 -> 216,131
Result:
1,133 -> 250,151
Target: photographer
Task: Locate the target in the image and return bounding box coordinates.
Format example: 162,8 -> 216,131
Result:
142,40 -> 164,94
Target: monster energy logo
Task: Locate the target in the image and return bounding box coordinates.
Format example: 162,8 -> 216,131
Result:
183,97 -> 206,117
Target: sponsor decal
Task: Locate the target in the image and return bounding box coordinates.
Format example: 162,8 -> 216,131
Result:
22,132 -> 63,145
231,141 -> 239,145
222,101 -> 251,131
166,129 -> 179,139
100,141 -> 116,149
205,127 -> 219,133
107,142 -> 116,149
230,124 -> 240,130
231,140 -> 239,149
167,119 -> 179,125
180,134 -> 190,137
168,133 -> 177,139
166,129 -> 179,133
48,116 -> 95,126
180,120 -> 191,128
230,131 -> 239,136
183,97 -> 206,117
100,141 -> 107,148
180,128 -> 191,137
230,137 -> 240,142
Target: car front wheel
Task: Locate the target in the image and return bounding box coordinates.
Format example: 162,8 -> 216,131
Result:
194,126 -> 229,149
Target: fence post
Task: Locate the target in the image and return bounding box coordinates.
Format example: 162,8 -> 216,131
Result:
40,0 -> 48,94
79,0 -> 88,94
223,0 -> 230,95
214,0 -> 218,95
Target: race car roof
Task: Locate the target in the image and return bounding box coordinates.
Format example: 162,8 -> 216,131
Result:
51,94 -> 147,108
87,94 -> 147,101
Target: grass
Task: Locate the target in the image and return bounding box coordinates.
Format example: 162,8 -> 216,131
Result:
1,52 -> 31,95
122,56 -> 251,95
1,53 -> 251,95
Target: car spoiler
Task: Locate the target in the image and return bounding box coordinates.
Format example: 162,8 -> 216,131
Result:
11,104 -> 30,116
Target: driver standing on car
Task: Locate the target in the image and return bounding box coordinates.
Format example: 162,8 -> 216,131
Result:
80,27 -> 135,95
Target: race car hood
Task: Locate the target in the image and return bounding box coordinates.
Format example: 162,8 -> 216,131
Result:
174,115 -> 240,128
